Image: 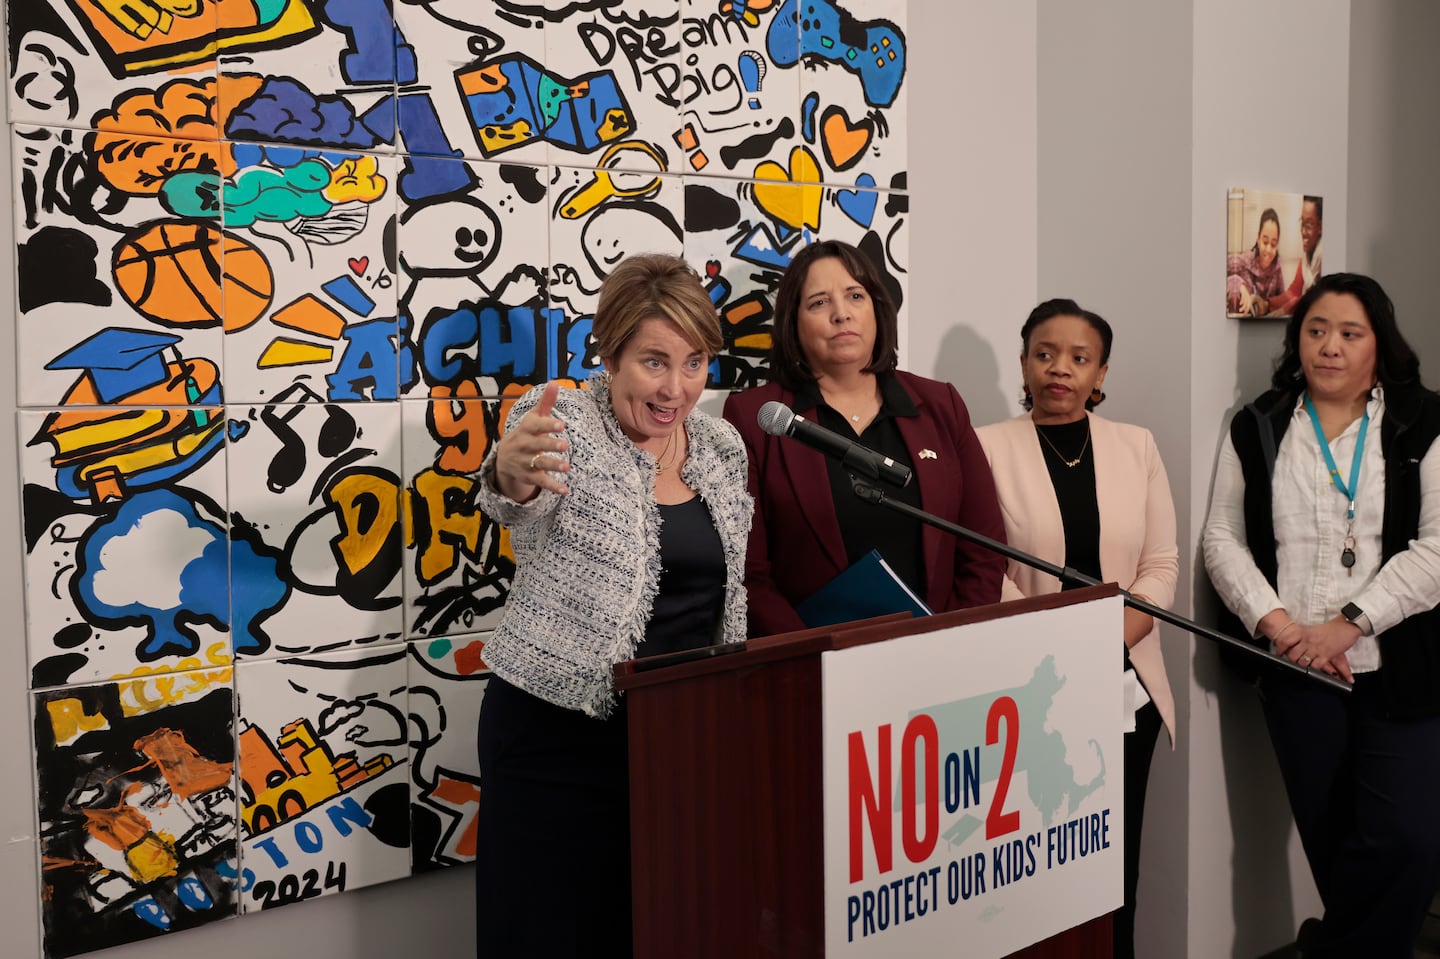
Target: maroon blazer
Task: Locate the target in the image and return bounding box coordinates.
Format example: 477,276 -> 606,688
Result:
722,372 -> 1007,638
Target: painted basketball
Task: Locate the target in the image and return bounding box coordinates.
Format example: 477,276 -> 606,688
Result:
112,220 -> 273,331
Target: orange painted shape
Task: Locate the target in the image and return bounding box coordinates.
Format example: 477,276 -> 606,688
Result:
725,299 -> 765,325
459,64 -> 507,96
430,381 -> 489,474
821,110 -> 873,170
220,232 -> 274,332
84,806 -> 152,852
135,728 -> 233,800
272,294 -> 346,339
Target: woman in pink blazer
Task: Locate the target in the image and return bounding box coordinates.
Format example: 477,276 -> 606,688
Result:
975,299 -> 1178,959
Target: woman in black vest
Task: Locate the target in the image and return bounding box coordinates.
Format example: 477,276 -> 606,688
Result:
1203,273 -> 1440,957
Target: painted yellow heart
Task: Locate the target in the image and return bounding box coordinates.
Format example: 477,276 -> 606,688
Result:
751,146 -> 822,232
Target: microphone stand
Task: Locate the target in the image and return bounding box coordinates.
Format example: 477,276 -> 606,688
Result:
850,478 -> 1351,694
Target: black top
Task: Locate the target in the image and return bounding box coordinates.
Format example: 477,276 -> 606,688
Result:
638,495 -> 727,658
1035,418 -> 1101,586
794,373 -> 924,598
1035,417 -> 1126,669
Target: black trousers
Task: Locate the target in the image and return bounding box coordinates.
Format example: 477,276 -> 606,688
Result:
475,677 -> 633,959
1114,697 -> 1161,959
1259,671 -> 1440,958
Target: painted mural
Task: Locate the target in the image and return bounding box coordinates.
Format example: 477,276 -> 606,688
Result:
11,0 -> 908,953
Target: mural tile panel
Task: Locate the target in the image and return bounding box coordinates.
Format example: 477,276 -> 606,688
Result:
228,400 -> 404,660
21,408 -> 233,688
400,395 -> 511,641
235,644 -> 411,913
34,668 -> 239,958
406,638 -> 488,871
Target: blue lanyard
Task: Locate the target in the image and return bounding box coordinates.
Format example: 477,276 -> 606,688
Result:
1303,393 -> 1369,520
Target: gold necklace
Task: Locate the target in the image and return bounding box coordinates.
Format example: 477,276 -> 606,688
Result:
653,431 -> 679,474
1036,420 -> 1091,468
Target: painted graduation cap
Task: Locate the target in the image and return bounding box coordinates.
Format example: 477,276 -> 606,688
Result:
46,328 -> 182,403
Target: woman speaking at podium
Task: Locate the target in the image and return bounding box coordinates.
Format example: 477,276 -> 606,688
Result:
975,299 -> 1178,959
473,254 -> 751,957
1204,273 -> 1440,956
722,239 -> 1006,637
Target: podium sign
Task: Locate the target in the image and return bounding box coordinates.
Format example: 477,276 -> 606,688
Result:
821,595 -> 1125,957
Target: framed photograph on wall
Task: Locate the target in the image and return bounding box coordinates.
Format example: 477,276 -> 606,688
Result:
1226,187 -> 1324,318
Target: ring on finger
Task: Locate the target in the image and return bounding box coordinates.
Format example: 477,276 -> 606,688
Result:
1302,654 -> 1313,665
529,454 -> 540,471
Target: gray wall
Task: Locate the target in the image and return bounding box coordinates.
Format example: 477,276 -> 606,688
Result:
1348,0 -> 1440,365
1187,2 -> 1352,956
1035,4 -> 1194,956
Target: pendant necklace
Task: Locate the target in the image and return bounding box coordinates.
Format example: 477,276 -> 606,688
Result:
653,431 -> 678,474
1035,419 -> 1091,468
1303,393 -> 1369,575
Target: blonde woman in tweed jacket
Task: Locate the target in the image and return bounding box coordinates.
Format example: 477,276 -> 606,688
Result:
473,254 -> 751,958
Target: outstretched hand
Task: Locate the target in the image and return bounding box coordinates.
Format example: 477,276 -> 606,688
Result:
494,380 -> 571,502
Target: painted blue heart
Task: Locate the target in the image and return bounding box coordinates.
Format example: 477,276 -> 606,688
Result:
835,174 -> 878,227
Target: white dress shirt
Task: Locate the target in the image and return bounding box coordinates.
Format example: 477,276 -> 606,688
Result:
1203,387 -> 1440,673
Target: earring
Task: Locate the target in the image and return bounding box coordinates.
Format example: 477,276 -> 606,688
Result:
1090,387 -> 1106,407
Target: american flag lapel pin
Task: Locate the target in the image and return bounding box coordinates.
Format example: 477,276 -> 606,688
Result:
918,449 -> 937,460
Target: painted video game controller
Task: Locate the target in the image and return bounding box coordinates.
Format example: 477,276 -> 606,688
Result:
766,0 -> 906,108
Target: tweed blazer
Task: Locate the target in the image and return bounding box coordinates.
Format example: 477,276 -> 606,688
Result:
723,371 -> 1006,638
976,413 -> 1179,745
476,376 -> 752,717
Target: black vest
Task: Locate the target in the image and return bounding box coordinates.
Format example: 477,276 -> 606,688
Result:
1221,384 -> 1440,718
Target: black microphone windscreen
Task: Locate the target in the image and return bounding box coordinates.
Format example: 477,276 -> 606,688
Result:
757,401 -> 794,437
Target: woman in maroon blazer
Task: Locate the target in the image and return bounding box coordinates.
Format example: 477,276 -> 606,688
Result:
722,240 -> 1006,637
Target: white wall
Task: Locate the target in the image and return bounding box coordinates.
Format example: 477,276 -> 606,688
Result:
1188,2 -> 1351,956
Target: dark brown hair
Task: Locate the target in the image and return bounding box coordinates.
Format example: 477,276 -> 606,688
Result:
767,239 -> 899,389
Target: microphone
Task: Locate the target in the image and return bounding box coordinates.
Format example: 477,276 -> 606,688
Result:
757,401 -> 913,488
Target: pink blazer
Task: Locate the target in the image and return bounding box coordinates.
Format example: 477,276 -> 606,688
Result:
976,413 -> 1179,745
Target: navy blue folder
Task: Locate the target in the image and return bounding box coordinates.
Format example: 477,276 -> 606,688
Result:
795,548 -> 933,628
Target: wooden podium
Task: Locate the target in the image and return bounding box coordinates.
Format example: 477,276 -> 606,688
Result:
615,585 -> 1122,958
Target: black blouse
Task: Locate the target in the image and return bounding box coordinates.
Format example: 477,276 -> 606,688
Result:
1034,417 -> 1101,585
1035,417 -> 1131,669
638,495 -> 726,658
794,374 -> 925,598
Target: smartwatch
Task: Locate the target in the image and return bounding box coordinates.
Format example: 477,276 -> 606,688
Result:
1341,602 -> 1367,630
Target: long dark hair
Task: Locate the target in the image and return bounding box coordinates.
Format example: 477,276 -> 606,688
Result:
1254,208 -> 1280,255
1271,272 -> 1421,391
767,239 -> 899,389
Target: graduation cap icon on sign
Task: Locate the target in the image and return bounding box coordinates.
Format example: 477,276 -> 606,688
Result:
46,328 -> 183,404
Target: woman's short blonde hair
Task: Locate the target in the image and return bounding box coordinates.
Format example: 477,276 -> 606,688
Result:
593,254 -> 723,361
